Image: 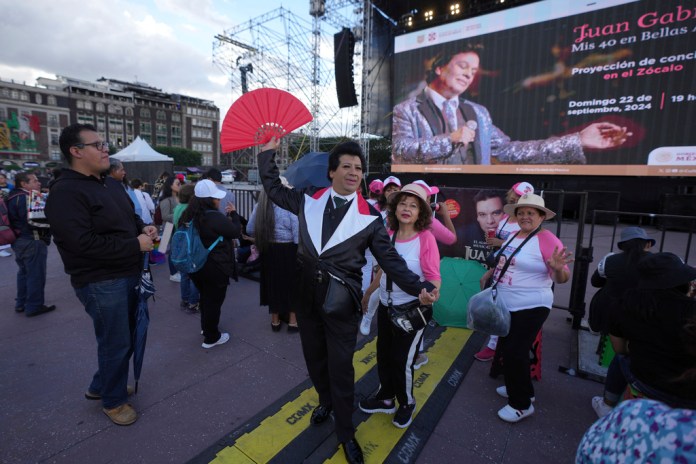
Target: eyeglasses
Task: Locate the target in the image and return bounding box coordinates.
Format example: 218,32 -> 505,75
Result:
74,141 -> 109,151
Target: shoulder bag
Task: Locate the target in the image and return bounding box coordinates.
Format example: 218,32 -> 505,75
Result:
385,231 -> 433,335
467,226 -> 540,336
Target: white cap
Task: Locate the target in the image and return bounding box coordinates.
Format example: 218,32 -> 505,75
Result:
383,175 -> 401,188
194,179 -> 226,199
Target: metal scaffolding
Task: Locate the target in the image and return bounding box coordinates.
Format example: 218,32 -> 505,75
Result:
213,2 -> 364,177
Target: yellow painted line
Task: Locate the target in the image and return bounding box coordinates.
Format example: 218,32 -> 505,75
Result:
210,338 -> 379,464
324,327 -> 473,464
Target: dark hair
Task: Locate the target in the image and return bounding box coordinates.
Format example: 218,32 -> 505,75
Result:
426,43 -> 483,84
178,183 -> 195,204
253,190 -> 276,253
327,141 -> 365,181
14,172 -> 34,188
108,158 -> 123,175
386,191 -> 432,232
161,176 -> 177,200
378,184 -> 401,211
158,171 -> 171,180
131,178 -> 143,189
619,238 -> 651,265
473,189 -> 503,205
204,168 -> 222,182
59,123 -> 97,164
177,195 -> 217,229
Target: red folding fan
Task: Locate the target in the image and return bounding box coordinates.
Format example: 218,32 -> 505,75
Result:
220,88 -> 313,152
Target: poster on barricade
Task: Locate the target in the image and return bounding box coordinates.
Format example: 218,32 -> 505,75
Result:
437,187 -> 507,265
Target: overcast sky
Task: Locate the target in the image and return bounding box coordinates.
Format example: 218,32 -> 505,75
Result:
0,0 -> 309,115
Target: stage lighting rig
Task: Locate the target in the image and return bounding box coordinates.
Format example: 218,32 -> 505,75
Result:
449,3 -> 461,15
424,10 -> 434,21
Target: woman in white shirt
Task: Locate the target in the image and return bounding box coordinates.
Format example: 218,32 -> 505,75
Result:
131,179 -> 155,224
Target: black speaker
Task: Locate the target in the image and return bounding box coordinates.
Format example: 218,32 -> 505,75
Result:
334,28 -> 358,108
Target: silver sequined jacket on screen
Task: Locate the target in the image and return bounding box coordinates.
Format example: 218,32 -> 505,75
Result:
391,90 -> 585,165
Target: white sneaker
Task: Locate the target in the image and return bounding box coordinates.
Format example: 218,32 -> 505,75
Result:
202,332 -> 230,349
497,404 -> 535,423
413,353 -> 428,370
591,396 -> 614,418
0,250 -> 11,257
496,386 -> 535,402
359,314 -> 372,336
169,272 -> 182,282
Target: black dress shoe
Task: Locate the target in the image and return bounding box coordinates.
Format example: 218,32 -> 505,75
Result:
26,305 -> 56,317
342,438 -> 364,464
310,404 -> 332,424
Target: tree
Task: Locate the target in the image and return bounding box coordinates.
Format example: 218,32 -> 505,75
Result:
154,146 -> 203,166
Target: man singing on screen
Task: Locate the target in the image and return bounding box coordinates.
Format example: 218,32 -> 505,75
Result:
392,43 -> 631,165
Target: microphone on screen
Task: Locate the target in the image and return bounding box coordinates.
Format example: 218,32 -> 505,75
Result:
453,120 -> 477,149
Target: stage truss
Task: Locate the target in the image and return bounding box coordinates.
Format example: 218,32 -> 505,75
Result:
213,2 -> 366,175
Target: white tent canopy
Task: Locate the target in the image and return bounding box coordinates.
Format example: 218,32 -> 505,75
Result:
111,136 -> 173,162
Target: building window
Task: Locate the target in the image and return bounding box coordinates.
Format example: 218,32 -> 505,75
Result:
203,155 -> 213,165
97,116 -> 106,131
125,107 -> 134,117
140,122 -> 151,134
156,110 -> 166,120
171,137 -> 182,147
172,113 -> 181,122
77,113 -> 94,124
0,107 -> 6,120
126,121 -> 134,134
141,134 -> 152,143
156,123 -> 167,135
171,125 -> 181,136
109,105 -> 123,115
50,150 -> 62,161
0,88 -> 9,98
47,95 -> 57,106
35,94 -> 43,104
49,129 -> 59,146
140,108 -> 150,118
156,135 -> 167,145
96,103 -> 105,112
20,91 -> 30,101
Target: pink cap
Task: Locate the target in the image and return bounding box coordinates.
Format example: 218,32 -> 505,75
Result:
175,173 -> 185,181
383,175 -> 401,188
369,179 -> 384,194
413,179 -> 439,196
512,182 -> 534,196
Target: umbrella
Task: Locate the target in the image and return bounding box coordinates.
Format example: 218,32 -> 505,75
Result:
133,252 -> 155,393
433,257 -> 486,328
283,152 -> 331,189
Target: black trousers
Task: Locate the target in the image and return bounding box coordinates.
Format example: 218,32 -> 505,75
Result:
190,261 -> 229,344
296,281 -> 360,443
375,302 -> 424,407
499,306 -> 550,410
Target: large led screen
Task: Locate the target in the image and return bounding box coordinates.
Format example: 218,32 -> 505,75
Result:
391,0 -> 696,176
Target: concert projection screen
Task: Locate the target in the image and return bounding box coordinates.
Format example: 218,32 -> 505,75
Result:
390,0 -> 696,176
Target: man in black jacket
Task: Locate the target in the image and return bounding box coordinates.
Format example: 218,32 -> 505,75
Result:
258,139 -> 439,464
45,124 -> 158,426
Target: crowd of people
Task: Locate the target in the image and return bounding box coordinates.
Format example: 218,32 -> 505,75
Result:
4,122 -> 694,463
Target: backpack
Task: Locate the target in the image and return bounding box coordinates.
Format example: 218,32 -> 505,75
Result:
170,213 -> 222,273
0,196 -> 17,245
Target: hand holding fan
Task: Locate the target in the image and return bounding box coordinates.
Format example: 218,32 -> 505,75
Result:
220,88 -> 313,152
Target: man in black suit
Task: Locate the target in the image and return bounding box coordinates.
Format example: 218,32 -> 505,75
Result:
258,138 -> 439,464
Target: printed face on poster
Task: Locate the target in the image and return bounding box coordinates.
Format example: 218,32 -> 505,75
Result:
391,0 -> 696,176
437,187 -> 507,264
